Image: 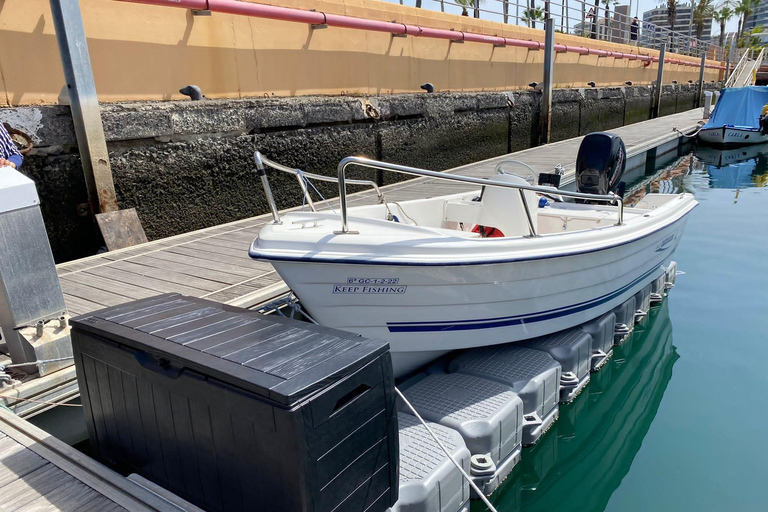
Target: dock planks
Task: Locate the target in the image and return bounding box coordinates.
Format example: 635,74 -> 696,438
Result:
0,407 -> 202,511
56,109 -> 703,316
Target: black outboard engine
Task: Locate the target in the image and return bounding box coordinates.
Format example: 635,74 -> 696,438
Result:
575,132 -> 626,200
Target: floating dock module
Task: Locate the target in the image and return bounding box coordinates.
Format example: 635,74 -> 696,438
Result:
650,274 -> 666,304
611,296 -> 636,345
634,283 -> 653,321
397,372 -> 523,496
581,311 -> 617,371
518,329 -> 591,404
448,346 -> 560,446
665,261 -> 678,289
392,413 -> 471,512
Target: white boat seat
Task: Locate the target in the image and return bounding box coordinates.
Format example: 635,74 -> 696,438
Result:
475,174 -> 538,237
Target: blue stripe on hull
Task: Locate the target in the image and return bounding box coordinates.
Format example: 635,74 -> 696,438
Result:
386,265 -> 661,333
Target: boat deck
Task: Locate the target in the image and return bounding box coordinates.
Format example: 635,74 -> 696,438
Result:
0,407 -> 199,511
56,109 -> 703,316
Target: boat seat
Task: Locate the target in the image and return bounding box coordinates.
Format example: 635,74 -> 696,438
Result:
475,174 -> 538,237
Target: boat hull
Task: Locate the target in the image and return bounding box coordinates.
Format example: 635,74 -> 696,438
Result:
698,126 -> 768,146
270,214 -> 690,377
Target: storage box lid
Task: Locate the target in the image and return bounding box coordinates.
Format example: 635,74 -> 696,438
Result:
71,294 -> 389,407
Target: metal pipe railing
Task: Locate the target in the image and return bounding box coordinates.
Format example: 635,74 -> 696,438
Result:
254,151 -> 384,219
725,50 -> 750,88
117,0 -> 724,70
336,156 -> 624,236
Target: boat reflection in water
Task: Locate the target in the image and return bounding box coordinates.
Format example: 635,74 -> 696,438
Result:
694,144 -> 768,189
485,300 -> 678,512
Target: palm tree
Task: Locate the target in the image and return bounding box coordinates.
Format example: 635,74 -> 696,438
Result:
693,0 -> 715,40
714,5 -> 734,47
523,5 -> 545,28
667,0 -> 678,32
601,0 -> 618,40
454,0 -> 474,17
591,0 -> 601,39
736,0 -> 760,40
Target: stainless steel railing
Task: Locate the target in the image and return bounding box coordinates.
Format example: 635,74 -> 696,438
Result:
254,151 -> 385,224
254,152 -> 625,237
335,156 -> 624,235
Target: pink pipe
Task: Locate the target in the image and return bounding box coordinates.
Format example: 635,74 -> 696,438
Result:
116,0 -> 725,70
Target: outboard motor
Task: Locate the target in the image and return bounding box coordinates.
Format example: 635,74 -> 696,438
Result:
575,132 -> 626,200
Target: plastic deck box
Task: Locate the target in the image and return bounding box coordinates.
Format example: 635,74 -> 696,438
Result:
71,294 -> 398,512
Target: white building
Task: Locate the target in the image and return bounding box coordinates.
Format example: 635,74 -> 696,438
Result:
640,2 -> 713,46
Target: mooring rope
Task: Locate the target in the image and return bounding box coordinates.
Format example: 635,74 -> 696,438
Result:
395,387 -> 499,512
673,126 -> 703,139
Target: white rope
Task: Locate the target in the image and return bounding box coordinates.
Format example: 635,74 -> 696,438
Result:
394,387 -> 499,512
296,169 -> 337,214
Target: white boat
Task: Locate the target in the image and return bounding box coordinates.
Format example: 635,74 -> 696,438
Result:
698,86 -> 768,146
697,126 -> 768,145
250,134 -> 697,376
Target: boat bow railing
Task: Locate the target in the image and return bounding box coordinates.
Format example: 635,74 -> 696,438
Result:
254,152 -> 624,237
254,151 -> 385,224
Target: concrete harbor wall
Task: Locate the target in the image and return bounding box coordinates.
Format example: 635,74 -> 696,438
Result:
5,84 -> 714,262
1,0 -> 721,105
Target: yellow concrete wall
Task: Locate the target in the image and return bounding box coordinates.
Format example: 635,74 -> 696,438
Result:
0,0 -> 722,105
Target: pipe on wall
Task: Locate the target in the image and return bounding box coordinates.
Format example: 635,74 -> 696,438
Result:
115,0 -> 725,70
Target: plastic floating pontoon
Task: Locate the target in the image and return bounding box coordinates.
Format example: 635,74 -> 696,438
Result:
581,311 -> 617,372
650,274 -> 666,304
518,329 -> 591,404
392,413 -> 471,512
397,372 -> 523,497
633,283 -> 653,322
447,346 -> 560,446
611,296 -> 636,345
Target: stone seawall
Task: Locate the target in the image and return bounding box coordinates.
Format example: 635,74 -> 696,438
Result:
5,84 -> 715,262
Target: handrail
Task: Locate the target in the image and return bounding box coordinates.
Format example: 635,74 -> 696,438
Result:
751,48 -> 765,86
725,50 -> 750,88
254,151 -> 384,223
336,156 -> 624,236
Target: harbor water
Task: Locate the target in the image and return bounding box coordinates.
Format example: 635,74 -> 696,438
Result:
481,146 -> 768,511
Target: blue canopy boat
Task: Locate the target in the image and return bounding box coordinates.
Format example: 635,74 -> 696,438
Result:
699,86 -> 768,146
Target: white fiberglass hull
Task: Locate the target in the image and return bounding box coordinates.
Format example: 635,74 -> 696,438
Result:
698,126 -> 768,145
252,194 -> 696,377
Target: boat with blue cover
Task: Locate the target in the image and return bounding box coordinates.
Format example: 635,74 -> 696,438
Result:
699,86 -> 768,146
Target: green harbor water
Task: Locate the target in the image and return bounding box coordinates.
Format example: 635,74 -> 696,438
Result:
480,145 -> 768,512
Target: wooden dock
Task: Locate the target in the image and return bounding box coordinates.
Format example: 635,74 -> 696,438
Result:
0,407 -> 201,511
56,109 -> 703,317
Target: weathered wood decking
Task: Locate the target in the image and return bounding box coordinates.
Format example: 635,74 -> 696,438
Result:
56,109 -> 703,316
0,407 -> 201,512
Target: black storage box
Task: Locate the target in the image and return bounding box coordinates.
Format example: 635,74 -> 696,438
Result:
71,294 -> 398,512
